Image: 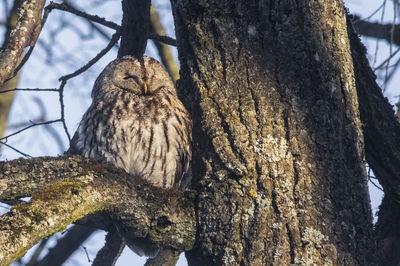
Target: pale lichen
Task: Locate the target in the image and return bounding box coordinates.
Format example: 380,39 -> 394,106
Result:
302,227 -> 329,247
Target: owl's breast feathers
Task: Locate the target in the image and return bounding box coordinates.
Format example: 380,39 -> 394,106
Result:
69,90 -> 192,190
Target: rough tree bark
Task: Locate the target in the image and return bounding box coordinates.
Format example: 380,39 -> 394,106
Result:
171,0 -> 373,264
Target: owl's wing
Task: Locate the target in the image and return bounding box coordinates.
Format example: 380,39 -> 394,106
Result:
66,131 -> 82,155
176,118 -> 192,190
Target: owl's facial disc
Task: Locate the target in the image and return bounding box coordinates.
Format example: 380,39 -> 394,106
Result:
120,72 -> 147,95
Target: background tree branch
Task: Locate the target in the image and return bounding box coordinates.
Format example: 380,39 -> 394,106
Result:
0,0 -> 45,87
352,15 -> 400,46
348,16 -> 400,203
150,6 -> 179,83
0,0 -> 23,141
0,155 -> 196,265
32,225 -> 97,266
348,15 -> 400,263
92,228 -> 124,266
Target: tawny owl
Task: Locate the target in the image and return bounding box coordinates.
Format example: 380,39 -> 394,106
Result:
68,56 -> 192,256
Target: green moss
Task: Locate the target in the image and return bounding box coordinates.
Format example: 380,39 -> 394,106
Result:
30,209 -> 45,223
12,201 -> 28,211
10,226 -> 22,242
8,248 -> 29,266
9,202 -> 44,239
32,180 -> 85,201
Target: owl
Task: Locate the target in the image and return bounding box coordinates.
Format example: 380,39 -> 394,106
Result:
69,56 -> 192,189
68,56 -> 192,256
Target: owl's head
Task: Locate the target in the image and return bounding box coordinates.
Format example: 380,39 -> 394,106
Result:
92,56 -> 175,98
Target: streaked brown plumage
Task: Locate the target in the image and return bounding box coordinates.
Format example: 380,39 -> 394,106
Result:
69,56 -> 192,189
68,56 -> 192,256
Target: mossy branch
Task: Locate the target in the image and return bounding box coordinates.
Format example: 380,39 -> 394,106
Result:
0,155 -> 196,265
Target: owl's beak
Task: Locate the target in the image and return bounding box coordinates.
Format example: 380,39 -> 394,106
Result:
143,82 -> 148,95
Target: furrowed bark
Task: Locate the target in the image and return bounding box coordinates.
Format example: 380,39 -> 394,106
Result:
171,0 -> 374,264
0,156 -> 195,265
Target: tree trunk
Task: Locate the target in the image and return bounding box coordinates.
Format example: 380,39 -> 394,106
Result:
171,0 -> 374,264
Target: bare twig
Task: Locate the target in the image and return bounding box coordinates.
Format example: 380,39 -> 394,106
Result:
373,46 -> 400,71
46,2 -> 119,30
0,119 -> 62,142
7,96 -> 46,129
4,96 -> 65,153
56,30 -> 121,143
382,1 -> 399,90
46,2 -> 177,47
379,56 -> 400,85
43,123 -> 65,154
369,177 -> 384,192
33,225 -> 97,266
0,88 -> 58,94
58,80 -> 71,143
59,30 -> 121,82
149,34 -> 177,47
0,141 -> 32,157
81,245 -> 91,262
3,14 -> 121,150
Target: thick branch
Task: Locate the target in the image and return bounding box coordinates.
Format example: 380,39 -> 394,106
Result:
118,0 -> 151,58
0,155 -> 195,265
0,0 -> 45,86
352,15 -> 400,46
0,156 -> 86,200
348,17 -> 400,202
0,0 -> 23,141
